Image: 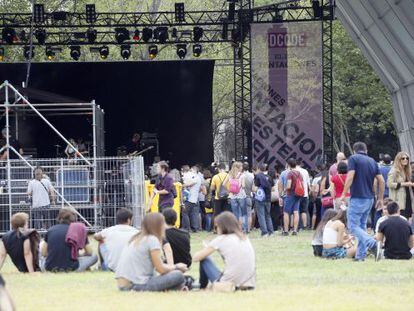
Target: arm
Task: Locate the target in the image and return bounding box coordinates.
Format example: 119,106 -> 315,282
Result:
375,174 -> 385,203
0,241 -> 7,270
93,232 -> 104,242
336,223 -> 346,247
83,244 -> 93,256
286,179 -> 292,191
150,249 -> 187,274
409,235 -> 414,249
23,239 -> 35,273
163,243 -> 174,266
49,185 -> 56,204
340,170 -> 355,200
376,231 -> 385,243
192,246 -> 216,262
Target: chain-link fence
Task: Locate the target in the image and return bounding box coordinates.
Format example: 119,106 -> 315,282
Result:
0,156 -> 145,233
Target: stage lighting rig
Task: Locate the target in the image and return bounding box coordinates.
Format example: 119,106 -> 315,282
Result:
35,28 -> 47,45
175,3 -> 185,22
2,28 -> 17,44
133,30 -> 140,41
33,4 -> 45,24
120,45 -> 131,60
46,46 -> 55,60
193,44 -> 202,57
142,28 -> 153,43
86,4 -> 97,24
149,45 -> 158,60
86,28 -> 97,43
176,44 -> 187,59
312,0 -> 322,18
99,46 -> 109,59
193,27 -> 204,42
24,46 -> 34,60
154,27 -> 168,44
70,46 -> 81,61
115,28 -> 130,44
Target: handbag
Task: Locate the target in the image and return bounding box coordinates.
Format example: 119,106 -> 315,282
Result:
321,195 -> 334,208
218,174 -> 229,199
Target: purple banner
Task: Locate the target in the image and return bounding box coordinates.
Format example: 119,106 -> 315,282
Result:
251,22 -> 323,170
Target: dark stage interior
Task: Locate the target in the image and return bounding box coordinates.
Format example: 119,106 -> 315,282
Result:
0,61 -> 214,167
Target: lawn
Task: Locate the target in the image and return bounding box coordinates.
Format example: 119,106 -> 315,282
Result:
2,231 -> 414,311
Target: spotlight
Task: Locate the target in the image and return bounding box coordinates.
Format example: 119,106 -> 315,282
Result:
193,27 -> 203,42
148,45 -> 158,60
33,4 -> 45,24
2,27 -> 17,44
176,44 -> 187,60
154,27 -> 168,44
312,0 -> 322,18
133,30 -> 140,41
175,3 -> 185,22
0,48 -> 4,61
86,28 -> 97,43
142,28 -> 153,43
46,46 -> 55,60
228,1 -> 235,21
193,44 -> 202,57
120,45 -> 131,60
19,30 -> 27,42
99,46 -> 109,59
24,46 -> 34,60
115,28 -> 130,44
70,46 -> 81,61
35,28 -> 47,45
86,4 -> 97,24
273,10 -> 283,22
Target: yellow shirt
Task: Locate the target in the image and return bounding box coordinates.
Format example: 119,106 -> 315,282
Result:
211,172 -> 228,200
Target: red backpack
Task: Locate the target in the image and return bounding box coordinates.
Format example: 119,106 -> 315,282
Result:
292,171 -> 305,197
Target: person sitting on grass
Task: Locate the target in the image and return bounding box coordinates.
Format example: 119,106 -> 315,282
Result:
311,209 -> 338,257
41,209 -> 97,272
94,208 -> 138,271
374,198 -> 406,234
162,208 -> 192,267
193,212 -> 256,290
376,201 -> 414,260
0,213 -> 38,273
115,213 -> 188,292
322,208 -> 356,259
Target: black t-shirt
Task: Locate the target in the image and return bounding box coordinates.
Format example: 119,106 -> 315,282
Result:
2,231 -> 28,272
45,224 -> 88,271
379,216 -> 413,260
254,172 -> 273,201
165,228 -> 192,267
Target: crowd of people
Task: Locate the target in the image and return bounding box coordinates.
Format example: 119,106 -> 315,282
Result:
0,141 -> 413,294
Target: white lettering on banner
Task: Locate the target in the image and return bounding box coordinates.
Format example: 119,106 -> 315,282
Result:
268,33 -> 307,48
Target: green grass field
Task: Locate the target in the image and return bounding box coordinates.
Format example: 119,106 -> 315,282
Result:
2,231 -> 414,311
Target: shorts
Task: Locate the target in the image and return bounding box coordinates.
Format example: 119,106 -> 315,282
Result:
283,195 -> 300,215
299,197 -> 309,214
322,247 -> 347,259
213,199 -> 229,216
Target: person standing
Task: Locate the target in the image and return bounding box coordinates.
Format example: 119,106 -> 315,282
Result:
330,162 -> 350,209
27,167 -> 56,230
182,166 -> 201,232
227,162 -> 247,232
387,152 -> 414,220
297,161 -> 311,229
242,162 -> 255,233
329,152 -> 346,177
253,164 -> 274,237
210,163 -> 229,217
0,128 -> 23,160
340,142 -> 384,261
150,161 -> 175,213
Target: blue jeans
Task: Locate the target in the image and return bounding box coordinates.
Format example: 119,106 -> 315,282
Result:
348,198 -> 377,260
199,257 -> 221,289
204,213 -> 213,232
255,200 -> 274,236
182,201 -> 200,232
131,271 -> 185,292
230,198 -> 248,232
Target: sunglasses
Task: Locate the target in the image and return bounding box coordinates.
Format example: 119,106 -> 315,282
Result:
401,157 -> 409,160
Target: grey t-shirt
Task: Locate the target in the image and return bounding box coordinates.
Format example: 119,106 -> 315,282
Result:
243,171 -> 254,198
115,235 -> 161,285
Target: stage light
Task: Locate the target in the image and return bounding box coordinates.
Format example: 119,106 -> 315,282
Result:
133,30 -> 140,41
86,4 -> 97,24
142,28 -> 153,43
154,27 -> 168,44
99,46 -> 109,59
33,4 -> 45,24
148,45 -> 158,60
46,46 -> 55,60
35,28 -> 47,45
120,45 -> 131,60
115,27 -> 130,44
221,22 -> 228,40
172,28 -> 178,38
175,3 -> 185,22
273,10 -> 283,22
176,44 -> 187,60
19,30 -> 28,42
24,46 -> 34,60
193,27 -> 203,42
86,28 -> 97,43
312,0 -> 322,18
2,27 -> 17,44
193,44 -> 202,57
228,1 -> 236,21
0,48 -> 4,61
70,46 -> 81,61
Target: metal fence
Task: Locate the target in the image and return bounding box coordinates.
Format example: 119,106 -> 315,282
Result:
0,156 -> 145,233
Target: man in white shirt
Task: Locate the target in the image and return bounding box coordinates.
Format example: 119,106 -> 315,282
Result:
94,208 -> 138,271
297,161 -> 311,229
182,165 -> 201,232
27,167 -> 55,230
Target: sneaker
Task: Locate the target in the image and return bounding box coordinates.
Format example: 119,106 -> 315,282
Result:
282,231 -> 289,236
291,231 -> 298,236
375,241 -> 382,262
353,258 -> 365,262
